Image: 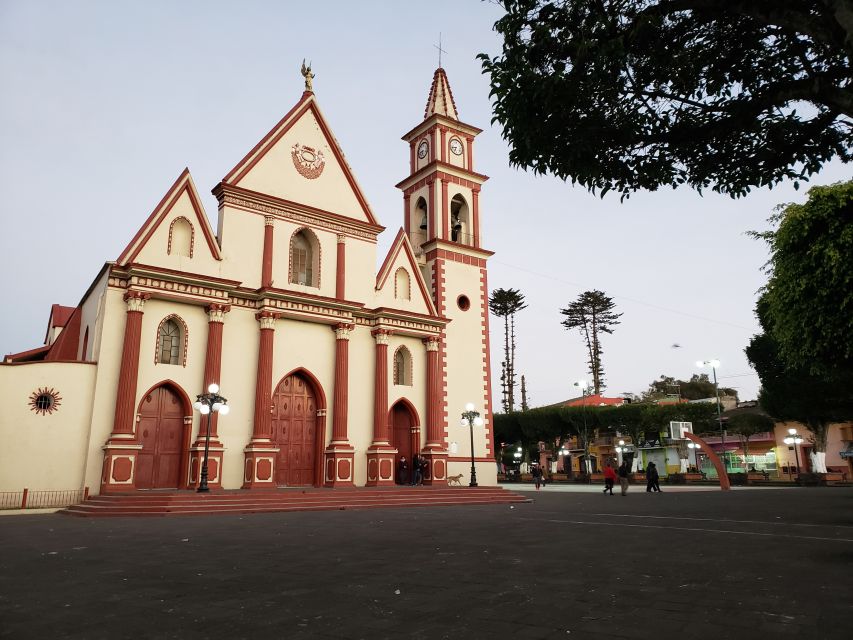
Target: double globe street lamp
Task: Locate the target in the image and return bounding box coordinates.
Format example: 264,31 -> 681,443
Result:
460,402 -> 484,487
783,428 -> 804,475
192,383 -> 230,493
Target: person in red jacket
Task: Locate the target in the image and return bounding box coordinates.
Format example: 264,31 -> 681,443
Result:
603,462 -> 617,495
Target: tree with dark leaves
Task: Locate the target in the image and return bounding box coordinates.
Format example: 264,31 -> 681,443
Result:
479,1 -> 853,199
560,290 -> 622,394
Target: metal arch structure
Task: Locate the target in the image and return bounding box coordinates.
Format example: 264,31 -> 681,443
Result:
684,431 -> 731,491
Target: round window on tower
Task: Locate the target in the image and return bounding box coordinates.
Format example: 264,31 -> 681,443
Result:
457,295 -> 471,311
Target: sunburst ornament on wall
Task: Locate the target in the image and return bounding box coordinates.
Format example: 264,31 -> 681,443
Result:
291,143 -> 325,179
29,387 -> 62,416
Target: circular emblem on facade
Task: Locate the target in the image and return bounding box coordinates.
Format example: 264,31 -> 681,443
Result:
29,387 -> 62,416
291,143 -> 326,179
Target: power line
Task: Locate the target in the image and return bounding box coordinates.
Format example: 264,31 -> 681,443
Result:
491,259 -> 754,331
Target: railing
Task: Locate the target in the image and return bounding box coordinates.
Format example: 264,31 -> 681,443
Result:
0,487 -> 89,510
408,230 -> 482,251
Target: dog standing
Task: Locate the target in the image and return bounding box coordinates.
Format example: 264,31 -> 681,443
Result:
447,473 -> 464,486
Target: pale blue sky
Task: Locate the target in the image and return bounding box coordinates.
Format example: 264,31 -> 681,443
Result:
1,0 -> 848,406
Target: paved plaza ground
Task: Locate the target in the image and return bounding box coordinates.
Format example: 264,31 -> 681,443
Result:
1,485 -> 851,639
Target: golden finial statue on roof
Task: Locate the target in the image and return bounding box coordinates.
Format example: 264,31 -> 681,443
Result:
301,59 -> 315,92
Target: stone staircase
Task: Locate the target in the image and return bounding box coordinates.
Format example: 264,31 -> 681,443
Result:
61,486 -> 530,517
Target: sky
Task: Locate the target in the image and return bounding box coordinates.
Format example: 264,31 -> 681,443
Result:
1,0 -> 849,407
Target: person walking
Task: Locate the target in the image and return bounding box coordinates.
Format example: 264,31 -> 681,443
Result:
532,464 -> 543,490
618,460 -> 630,496
646,462 -> 661,492
603,462 -> 617,495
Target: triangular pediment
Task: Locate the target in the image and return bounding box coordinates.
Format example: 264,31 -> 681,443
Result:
117,168 -> 222,267
222,93 -> 379,226
375,229 -> 438,317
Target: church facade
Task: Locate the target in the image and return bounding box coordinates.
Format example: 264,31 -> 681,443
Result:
0,67 -> 496,495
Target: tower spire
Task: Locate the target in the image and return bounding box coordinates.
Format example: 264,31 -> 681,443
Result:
423,67 -> 459,121
434,33 -> 447,69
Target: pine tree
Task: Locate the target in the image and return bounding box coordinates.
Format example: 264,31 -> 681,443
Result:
489,288 -> 527,411
560,290 -> 622,395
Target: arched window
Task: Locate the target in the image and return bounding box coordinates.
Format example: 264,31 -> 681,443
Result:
290,229 -> 319,287
393,346 -> 412,386
168,217 -> 194,258
450,194 -> 470,244
415,197 -> 428,235
395,268 -> 411,300
156,316 -> 187,366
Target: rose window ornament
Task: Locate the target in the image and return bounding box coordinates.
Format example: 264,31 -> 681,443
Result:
291,143 -> 326,179
29,387 -> 62,416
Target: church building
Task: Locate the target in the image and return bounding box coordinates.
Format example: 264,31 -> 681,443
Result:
0,66 -> 496,495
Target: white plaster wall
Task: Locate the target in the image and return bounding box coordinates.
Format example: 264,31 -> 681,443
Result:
387,334 -> 428,443
346,325 -> 375,485
81,286 -> 130,492
441,260 -> 496,485
79,269 -> 109,361
447,135 -> 466,169
374,256 -> 431,315
217,206 -> 264,288
269,220 -> 336,298
0,362 -> 96,492
346,237 -> 378,304
216,305 -> 261,489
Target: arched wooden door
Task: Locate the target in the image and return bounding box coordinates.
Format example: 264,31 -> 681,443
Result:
271,373 -> 317,486
391,402 -> 415,463
137,385 -> 185,489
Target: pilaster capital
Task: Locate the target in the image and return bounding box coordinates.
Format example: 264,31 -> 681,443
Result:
337,234 -> 347,245
123,291 -> 150,312
333,323 -> 354,340
255,311 -> 281,330
424,336 -> 440,352
206,304 -> 231,324
264,215 -> 275,227
371,328 -> 392,345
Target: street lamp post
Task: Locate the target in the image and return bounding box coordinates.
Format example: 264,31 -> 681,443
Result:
192,383 -> 230,493
783,428 -> 804,477
615,439 -> 626,467
696,360 -> 725,471
460,402 -> 484,487
573,380 -> 591,475
687,441 -> 701,474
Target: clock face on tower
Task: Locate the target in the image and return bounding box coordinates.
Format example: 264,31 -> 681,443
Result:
449,138 -> 463,156
417,140 -> 429,159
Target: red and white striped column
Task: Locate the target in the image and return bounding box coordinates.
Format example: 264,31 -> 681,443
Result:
422,335 -> 448,484
100,291 -> 150,494
243,311 -> 280,489
324,322 -> 355,487
189,304 -> 230,489
365,329 -> 396,486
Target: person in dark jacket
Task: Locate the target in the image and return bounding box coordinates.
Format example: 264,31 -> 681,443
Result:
397,456 -> 409,485
646,462 -> 661,492
532,464 -> 543,490
618,461 -> 630,496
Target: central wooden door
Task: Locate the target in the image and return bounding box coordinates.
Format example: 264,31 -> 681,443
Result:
137,385 -> 184,489
391,403 -> 414,462
271,373 -> 317,486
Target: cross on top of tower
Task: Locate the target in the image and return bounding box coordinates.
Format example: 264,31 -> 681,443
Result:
434,33 -> 447,69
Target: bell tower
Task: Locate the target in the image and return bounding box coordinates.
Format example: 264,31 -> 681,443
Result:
395,67 -> 496,485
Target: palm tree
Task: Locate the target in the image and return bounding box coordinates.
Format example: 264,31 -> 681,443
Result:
560,290 -> 622,395
489,288 -> 527,412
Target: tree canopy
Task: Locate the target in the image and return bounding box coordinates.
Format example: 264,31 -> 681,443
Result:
643,374 -> 737,402
751,180 -> 853,376
560,290 -> 622,394
479,1 -> 853,199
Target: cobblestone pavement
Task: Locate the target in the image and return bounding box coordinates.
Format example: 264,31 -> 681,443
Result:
1,487 -> 851,639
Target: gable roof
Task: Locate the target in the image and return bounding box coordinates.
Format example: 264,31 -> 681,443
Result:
376,229 -> 438,317
424,68 -> 459,120
221,91 -> 380,227
44,304 -> 75,343
116,168 -> 222,266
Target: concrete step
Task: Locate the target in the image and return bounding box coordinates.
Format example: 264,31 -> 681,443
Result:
61,487 -> 530,517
